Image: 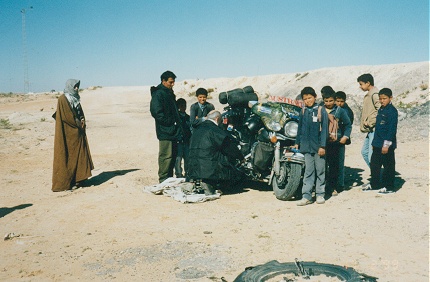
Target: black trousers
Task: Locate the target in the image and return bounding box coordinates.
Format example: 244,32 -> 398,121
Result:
326,143 -> 341,193
370,147 -> 396,190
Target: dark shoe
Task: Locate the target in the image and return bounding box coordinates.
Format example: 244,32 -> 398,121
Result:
200,181 -> 216,195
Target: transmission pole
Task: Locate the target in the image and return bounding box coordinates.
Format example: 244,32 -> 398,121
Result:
21,6 -> 32,93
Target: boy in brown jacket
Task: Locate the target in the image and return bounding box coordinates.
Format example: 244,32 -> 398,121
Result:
357,74 -> 380,187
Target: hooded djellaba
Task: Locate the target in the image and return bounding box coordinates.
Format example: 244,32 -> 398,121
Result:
52,79 -> 94,191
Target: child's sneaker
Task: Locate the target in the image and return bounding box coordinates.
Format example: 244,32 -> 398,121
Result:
316,196 -> 325,204
361,184 -> 374,192
377,187 -> 394,194
296,198 -> 312,206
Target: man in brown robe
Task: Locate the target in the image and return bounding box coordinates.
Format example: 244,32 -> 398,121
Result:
52,79 -> 94,191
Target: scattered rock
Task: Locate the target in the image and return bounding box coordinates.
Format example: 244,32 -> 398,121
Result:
4,233 -> 20,241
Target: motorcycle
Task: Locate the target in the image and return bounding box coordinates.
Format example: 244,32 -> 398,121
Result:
220,87 -> 305,200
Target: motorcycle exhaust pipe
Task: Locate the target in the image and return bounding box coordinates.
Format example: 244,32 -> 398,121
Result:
274,141 -> 280,175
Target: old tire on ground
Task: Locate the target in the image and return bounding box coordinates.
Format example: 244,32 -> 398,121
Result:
233,260 -> 372,282
272,162 -> 302,201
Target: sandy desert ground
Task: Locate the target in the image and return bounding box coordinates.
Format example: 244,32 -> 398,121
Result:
0,71 -> 429,281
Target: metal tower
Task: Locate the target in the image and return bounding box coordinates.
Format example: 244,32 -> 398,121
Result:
21,6 -> 32,93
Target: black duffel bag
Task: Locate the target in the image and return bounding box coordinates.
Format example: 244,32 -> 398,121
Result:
252,141 -> 274,172
219,85 -> 258,106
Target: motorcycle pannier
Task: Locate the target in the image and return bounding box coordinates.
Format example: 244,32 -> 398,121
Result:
252,142 -> 274,172
219,86 -> 258,106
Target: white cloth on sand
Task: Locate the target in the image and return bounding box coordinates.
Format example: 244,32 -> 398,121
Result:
143,177 -> 221,203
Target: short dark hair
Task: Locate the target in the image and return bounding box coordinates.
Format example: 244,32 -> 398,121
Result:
335,91 -> 347,101
196,88 -> 208,96
300,87 -> 316,98
357,73 -> 374,86
176,98 -> 186,107
321,86 -> 336,99
160,70 -> 176,82
378,88 -> 393,98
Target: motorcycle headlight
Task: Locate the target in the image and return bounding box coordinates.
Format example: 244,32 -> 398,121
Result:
265,120 -> 282,132
284,121 -> 298,138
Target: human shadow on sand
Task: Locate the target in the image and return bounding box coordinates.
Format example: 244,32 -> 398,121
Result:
0,204 -> 33,218
341,167 -> 405,194
393,174 -> 406,191
220,180 -> 272,196
82,169 -> 140,187
344,166 -> 366,187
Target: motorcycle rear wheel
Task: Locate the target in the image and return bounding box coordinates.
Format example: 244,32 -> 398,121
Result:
272,162 -> 302,201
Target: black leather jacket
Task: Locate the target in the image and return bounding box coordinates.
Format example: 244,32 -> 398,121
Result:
150,84 -> 181,141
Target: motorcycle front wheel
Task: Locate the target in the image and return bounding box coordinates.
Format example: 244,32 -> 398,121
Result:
272,162 -> 302,201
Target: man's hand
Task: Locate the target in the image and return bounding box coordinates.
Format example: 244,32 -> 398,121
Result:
81,119 -> 86,129
363,121 -> 369,128
318,147 -> 325,156
292,144 -> 299,150
339,136 -> 348,144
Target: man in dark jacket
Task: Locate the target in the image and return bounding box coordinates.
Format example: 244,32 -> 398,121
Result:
150,71 -> 182,183
188,110 -> 244,194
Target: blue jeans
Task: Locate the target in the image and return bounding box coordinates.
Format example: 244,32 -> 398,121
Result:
361,132 -> 374,168
302,153 -> 326,200
174,142 -> 189,178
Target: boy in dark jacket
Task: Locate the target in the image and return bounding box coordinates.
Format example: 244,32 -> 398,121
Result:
366,88 -> 398,194
322,87 -> 352,196
174,98 -> 191,178
335,91 -> 354,125
335,91 -> 354,190
294,87 -> 329,206
189,88 -> 215,129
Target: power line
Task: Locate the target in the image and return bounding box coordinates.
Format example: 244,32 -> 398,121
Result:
21,6 -> 33,93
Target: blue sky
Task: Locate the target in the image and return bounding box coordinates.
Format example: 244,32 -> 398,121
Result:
1,0 -> 428,93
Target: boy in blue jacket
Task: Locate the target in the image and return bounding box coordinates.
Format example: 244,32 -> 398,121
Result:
321,87 -> 352,196
294,87 -> 329,206
189,88 -> 215,130
366,88 -> 398,194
